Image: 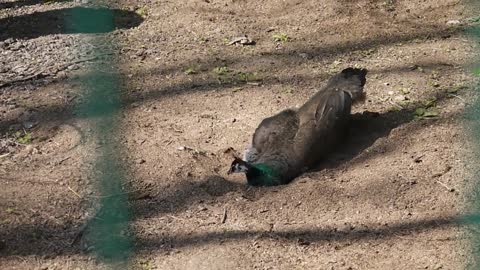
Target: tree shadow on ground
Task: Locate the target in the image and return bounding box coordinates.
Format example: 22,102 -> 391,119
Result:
0,60 -> 454,134
131,175 -> 246,219
137,214 -> 477,252
0,0 -> 46,10
136,23 -> 463,84
0,7 -> 143,41
309,108 -> 414,173
317,94 -> 467,176
0,221 -> 79,257
0,213 -> 476,257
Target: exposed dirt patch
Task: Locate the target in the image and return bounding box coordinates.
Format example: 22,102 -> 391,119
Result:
1,0 -> 479,269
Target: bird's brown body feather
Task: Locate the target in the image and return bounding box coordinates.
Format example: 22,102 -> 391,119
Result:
245,68 -> 368,185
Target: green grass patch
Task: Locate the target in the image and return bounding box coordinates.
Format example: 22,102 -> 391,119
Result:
272,32 -> 289,43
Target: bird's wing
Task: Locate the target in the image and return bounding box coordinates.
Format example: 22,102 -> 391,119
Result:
250,109 -> 299,160
313,89 -> 352,126
301,68 -> 367,128
291,88 -> 353,167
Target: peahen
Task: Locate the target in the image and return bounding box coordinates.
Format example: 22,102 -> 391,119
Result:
227,67 -> 368,186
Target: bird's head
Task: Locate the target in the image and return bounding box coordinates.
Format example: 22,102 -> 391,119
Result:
227,157 -> 251,175
227,157 -> 282,186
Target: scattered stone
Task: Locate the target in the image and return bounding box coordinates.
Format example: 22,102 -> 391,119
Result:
432,165 -> 452,178
409,65 -> 420,70
413,154 -> 424,163
297,238 -> 310,246
37,264 -> 49,270
23,121 -> 36,129
9,43 -> 25,51
394,95 -> 406,102
3,38 -> 14,45
446,20 -> 461,25
67,64 -> 79,70
266,27 -> 275,32
136,158 -> 146,164
135,49 -> 146,57
56,71 -> 67,79
228,35 -> 256,46
400,87 -> 411,94
298,52 -> 311,59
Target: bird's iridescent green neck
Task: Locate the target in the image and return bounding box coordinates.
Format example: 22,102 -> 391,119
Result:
246,163 -> 281,186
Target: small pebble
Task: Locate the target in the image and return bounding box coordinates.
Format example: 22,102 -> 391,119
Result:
394,95 -> 406,101
446,20 -> 461,25
297,238 -> 310,246
23,121 -> 36,129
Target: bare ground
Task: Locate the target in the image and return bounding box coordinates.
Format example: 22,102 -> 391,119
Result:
1,0 -> 480,269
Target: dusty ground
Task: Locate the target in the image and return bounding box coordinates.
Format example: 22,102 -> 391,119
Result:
1,0 -> 480,269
